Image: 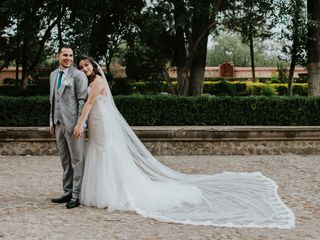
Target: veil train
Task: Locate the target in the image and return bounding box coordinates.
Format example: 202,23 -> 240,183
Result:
79,62 -> 295,228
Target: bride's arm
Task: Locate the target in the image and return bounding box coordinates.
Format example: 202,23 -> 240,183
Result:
73,76 -> 105,138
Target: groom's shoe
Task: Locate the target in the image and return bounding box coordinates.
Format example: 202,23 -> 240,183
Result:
51,193 -> 72,204
66,198 -> 80,209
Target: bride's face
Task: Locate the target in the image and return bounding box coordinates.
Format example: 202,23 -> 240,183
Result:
78,59 -> 93,77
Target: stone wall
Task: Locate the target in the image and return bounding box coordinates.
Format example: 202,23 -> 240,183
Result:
1,126 -> 320,155
0,66 -> 308,83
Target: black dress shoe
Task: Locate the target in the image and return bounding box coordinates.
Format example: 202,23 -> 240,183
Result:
51,193 -> 72,203
66,198 -> 80,209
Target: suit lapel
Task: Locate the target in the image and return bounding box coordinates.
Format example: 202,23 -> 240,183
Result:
60,66 -> 74,96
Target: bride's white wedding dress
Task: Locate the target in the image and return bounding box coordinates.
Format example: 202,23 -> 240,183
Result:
80,84 -> 295,228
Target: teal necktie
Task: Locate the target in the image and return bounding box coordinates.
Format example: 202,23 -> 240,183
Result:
57,71 -> 64,90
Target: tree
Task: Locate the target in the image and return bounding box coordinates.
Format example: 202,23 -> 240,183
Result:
176,0 -> 230,96
138,0 -> 230,96
278,0 -> 307,96
223,0 -> 274,82
188,0 -> 211,96
120,2 -> 177,94
307,0 -> 320,96
59,0 -> 144,71
0,1 -> 13,70
207,31 -> 283,67
0,0 -> 65,89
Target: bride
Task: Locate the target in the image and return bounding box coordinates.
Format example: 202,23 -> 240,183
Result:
73,56 -> 295,229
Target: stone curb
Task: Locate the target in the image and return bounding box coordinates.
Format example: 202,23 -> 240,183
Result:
1,126 -> 320,155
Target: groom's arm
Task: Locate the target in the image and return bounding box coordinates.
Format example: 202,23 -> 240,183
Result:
49,72 -> 54,135
74,70 -> 88,119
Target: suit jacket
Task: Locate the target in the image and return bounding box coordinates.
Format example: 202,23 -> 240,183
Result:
49,66 -> 88,133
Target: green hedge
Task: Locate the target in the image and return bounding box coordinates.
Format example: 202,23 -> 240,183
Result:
111,80 -> 308,96
1,95 -> 319,126
0,81 -> 308,97
0,85 -> 49,96
0,96 -> 50,126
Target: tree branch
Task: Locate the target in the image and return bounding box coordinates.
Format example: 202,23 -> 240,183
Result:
27,7 -> 66,73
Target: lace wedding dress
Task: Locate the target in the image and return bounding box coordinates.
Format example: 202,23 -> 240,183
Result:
80,75 -> 295,229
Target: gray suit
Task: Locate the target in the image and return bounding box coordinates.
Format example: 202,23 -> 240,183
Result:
49,66 -> 88,199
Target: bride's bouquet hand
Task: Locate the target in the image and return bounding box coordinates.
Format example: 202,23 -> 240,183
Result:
73,123 -> 83,138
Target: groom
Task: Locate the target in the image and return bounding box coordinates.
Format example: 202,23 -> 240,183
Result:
49,45 -> 88,209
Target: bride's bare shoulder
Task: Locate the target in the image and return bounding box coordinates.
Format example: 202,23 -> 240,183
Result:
96,75 -> 105,81
94,75 -> 105,85
91,75 -> 104,86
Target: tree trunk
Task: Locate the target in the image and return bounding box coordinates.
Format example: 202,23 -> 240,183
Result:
288,6 -> 300,97
160,65 -> 176,95
175,28 -> 188,95
307,0 -> 320,96
249,34 -> 256,82
287,54 -> 296,96
106,57 -> 111,73
21,37 -> 28,90
178,71 -> 190,96
173,0 -> 188,95
189,0 -> 209,96
15,60 -> 19,87
15,27 -> 20,87
154,53 -> 176,95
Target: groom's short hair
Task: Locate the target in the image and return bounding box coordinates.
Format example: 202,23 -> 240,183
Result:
58,45 -> 74,53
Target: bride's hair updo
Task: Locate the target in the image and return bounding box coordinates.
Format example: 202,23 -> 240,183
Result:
77,55 -> 102,83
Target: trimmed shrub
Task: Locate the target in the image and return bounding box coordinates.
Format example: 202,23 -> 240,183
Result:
210,80 -> 237,96
111,78 -> 133,95
260,84 -> 276,96
292,84 -> 308,96
131,81 -> 169,94
0,96 -> 50,126
1,95 -> 320,126
0,85 -> 49,96
0,80 -> 309,97
2,78 -> 15,85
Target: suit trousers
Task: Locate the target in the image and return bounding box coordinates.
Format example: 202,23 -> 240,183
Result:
55,122 -> 85,199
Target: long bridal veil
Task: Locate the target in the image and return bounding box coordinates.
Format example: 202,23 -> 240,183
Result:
85,63 -> 295,228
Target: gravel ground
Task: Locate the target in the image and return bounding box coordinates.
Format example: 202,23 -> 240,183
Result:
0,155 -> 319,240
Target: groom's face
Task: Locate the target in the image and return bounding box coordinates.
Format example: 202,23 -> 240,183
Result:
57,48 -> 73,69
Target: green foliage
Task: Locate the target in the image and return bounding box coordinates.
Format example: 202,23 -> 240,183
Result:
0,80 -> 308,97
124,42 -> 165,82
270,75 -> 281,83
223,1 -> 274,43
274,85 -> 288,95
204,80 -> 237,96
64,0 -> 145,62
277,0 -> 307,66
123,2 -> 175,82
111,78 -> 133,96
260,84 -> 276,96
2,78 -> 15,85
297,73 -> 308,83
0,0 -> 65,87
292,84 -> 308,96
0,96 -> 50,126
130,81 -> 169,94
207,32 -> 285,67
1,95 -> 320,126
0,85 -> 48,96
277,63 -> 288,83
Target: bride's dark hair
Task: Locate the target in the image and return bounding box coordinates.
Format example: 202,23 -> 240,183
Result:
77,55 -> 102,83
